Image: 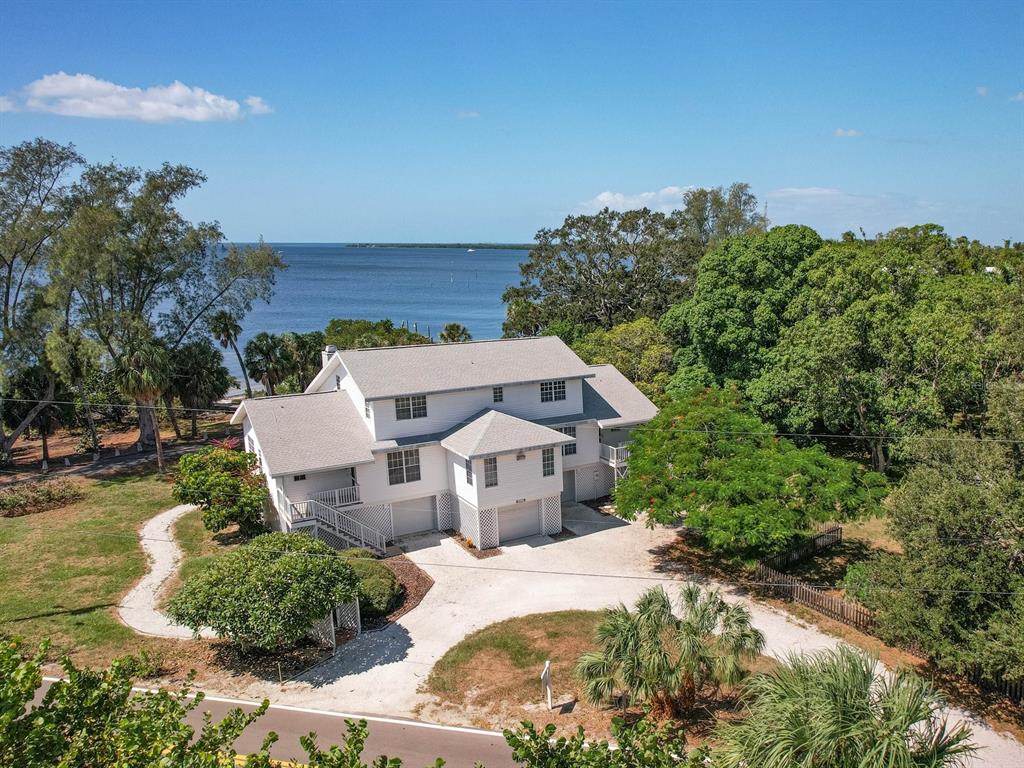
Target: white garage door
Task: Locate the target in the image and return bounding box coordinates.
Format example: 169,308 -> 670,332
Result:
498,500 -> 541,544
392,496 -> 436,537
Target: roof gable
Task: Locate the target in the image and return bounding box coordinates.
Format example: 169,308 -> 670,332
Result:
441,409 -> 574,459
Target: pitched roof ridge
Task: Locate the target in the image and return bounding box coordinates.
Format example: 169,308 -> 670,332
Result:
339,336 -> 554,354
245,389 -> 339,404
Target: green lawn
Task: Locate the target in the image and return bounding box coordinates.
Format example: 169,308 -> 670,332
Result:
0,472 -> 176,663
172,506 -> 242,589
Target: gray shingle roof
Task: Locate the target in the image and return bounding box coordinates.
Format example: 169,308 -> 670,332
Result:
337,336 -> 593,400
231,391 -> 375,476
582,364 -> 659,427
440,409 -> 575,459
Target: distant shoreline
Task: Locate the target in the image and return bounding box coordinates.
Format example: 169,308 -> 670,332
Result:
343,243 -> 533,250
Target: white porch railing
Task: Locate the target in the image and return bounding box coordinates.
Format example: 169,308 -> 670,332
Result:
599,443 -> 630,465
291,498 -> 387,554
312,484 -> 361,508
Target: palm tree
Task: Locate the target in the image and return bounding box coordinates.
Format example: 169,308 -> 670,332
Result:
439,322 -> 472,343
114,338 -> 172,472
209,311 -> 252,399
169,339 -> 235,438
243,332 -> 289,396
282,330 -> 325,391
714,646 -> 976,768
576,584 -> 764,719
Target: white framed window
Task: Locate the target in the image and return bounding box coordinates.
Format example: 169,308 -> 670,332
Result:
335,375 -> 342,390
293,474 -> 306,482
387,449 -> 421,485
540,380 -> 566,402
542,448 -> 554,476
465,458 -> 473,485
492,386 -> 503,403
559,425 -> 577,456
395,394 -> 428,420
484,456 -> 498,487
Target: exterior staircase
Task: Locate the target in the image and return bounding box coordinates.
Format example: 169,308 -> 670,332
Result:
290,498 -> 387,556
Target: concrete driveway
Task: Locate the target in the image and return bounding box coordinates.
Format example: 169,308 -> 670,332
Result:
240,503 -> 1024,767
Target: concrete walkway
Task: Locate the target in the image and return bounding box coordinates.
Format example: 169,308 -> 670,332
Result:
117,503 -> 215,640
232,502 -> 1023,768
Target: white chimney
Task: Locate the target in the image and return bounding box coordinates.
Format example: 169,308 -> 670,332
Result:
321,344 -> 337,369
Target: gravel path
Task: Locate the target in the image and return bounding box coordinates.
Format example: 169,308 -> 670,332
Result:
117,503 -> 216,640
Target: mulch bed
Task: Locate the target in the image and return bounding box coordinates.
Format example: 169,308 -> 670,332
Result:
356,554 -> 435,631
444,529 -> 503,559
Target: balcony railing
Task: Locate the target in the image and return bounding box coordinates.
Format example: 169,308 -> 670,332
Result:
599,443 -> 630,465
312,484 -> 361,508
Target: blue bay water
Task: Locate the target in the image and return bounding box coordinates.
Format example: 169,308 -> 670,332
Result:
227,244 -> 528,382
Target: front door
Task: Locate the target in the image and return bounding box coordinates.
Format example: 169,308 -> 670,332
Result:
561,470 -> 576,502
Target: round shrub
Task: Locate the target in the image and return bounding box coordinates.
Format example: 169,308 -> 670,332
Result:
340,547 -> 376,560
341,556 -> 403,618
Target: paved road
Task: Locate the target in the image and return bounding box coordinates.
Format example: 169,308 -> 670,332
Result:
38,679 -> 516,767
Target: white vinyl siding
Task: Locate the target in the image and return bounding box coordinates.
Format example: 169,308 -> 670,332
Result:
387,449 -> 422,485
484,457 -> 498,487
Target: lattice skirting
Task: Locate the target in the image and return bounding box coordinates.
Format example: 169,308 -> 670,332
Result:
306,613 -> 335,650
333,600 -> 361,636
437,491 -> 457,530
478,507 -> 499,550
574,463 -> 614,501
458,498 -> 480,548
541,495 -> 561,534
342,503 -> 394,542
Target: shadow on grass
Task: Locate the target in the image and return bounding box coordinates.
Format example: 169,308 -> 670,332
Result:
7,602 -> 116,622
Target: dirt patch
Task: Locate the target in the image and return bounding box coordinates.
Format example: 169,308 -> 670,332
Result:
444,529 -> 502,559
421,610 -> 775,743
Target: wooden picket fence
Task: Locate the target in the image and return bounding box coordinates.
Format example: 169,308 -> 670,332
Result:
755,525 -> 1024,704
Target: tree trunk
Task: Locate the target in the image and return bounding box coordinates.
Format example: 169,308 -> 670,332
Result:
152,406 -> 165,474
136,397 -> 156,449
84,406 -> 99,452
231,340 -> 253,399
163,394 -> 182,440
41,430 -> 50,468
0,377 -> 57,462
190,411 -> 198,439
871,439 -> 889,473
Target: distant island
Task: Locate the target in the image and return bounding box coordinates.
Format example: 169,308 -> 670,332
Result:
346,242 -> 533,250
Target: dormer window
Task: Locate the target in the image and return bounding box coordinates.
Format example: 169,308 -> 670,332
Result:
395,394 -> 427,420
540,380 -> 566,402
492,386 -> 503,403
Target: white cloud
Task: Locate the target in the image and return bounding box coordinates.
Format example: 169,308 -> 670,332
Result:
457,110 -> 481,119
976,85 -> 990,97
833,128 -> 863,138
0,96 -> 14,112
766,186 -> 949,236
1011,91 -> 1024,102
2,72 -> 271,122
576,185 -> 691,214
244,95 -> 273,115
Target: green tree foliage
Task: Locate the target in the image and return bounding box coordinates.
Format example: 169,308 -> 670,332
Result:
502,184 -> 766,337
0,139 -> 83,457
660,225 -> 823,385
282,330 -> 327,391
614,387 -> 885,556
1,363 -> 74,465
209,310 -> 252,398
244,331 -> 290,395
168,532 -> 358,651
844,434 -> 1024,683
341,549 -> 404,618
504,718 -> 699,767
0,640 -> 276,767
113,335 -> 172,470
324,318 -> 430,349
572,317 -> 674,402
169,338 -> 234,437
173,446 -> 267,534
747,229 -> 1024,471
713,647 -> 976,768
49,160 -> 283,447
575,584 -> 764,719
438,322 -> 472,342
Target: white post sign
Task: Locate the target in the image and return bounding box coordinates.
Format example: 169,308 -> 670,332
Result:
540,659 -> 552,710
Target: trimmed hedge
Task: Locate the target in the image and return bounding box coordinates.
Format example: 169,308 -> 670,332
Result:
341,549 -> 403,618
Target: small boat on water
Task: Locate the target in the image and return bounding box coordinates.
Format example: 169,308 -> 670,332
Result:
466,248 -> 476,252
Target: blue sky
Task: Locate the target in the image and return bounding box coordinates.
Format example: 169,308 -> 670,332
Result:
1,0 -> 1021,243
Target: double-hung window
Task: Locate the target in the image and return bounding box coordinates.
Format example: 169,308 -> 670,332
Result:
484,457 -> 498,487
540,380 -> 566,402
542,447 -> 554,477
395,394 -> 428,420
387,449 -> 421,485
492,386 -> 503,403
559,425 -> 577,456
465,458 -> 473,485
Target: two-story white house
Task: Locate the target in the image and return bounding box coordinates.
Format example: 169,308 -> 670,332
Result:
230,336 -> 656,553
